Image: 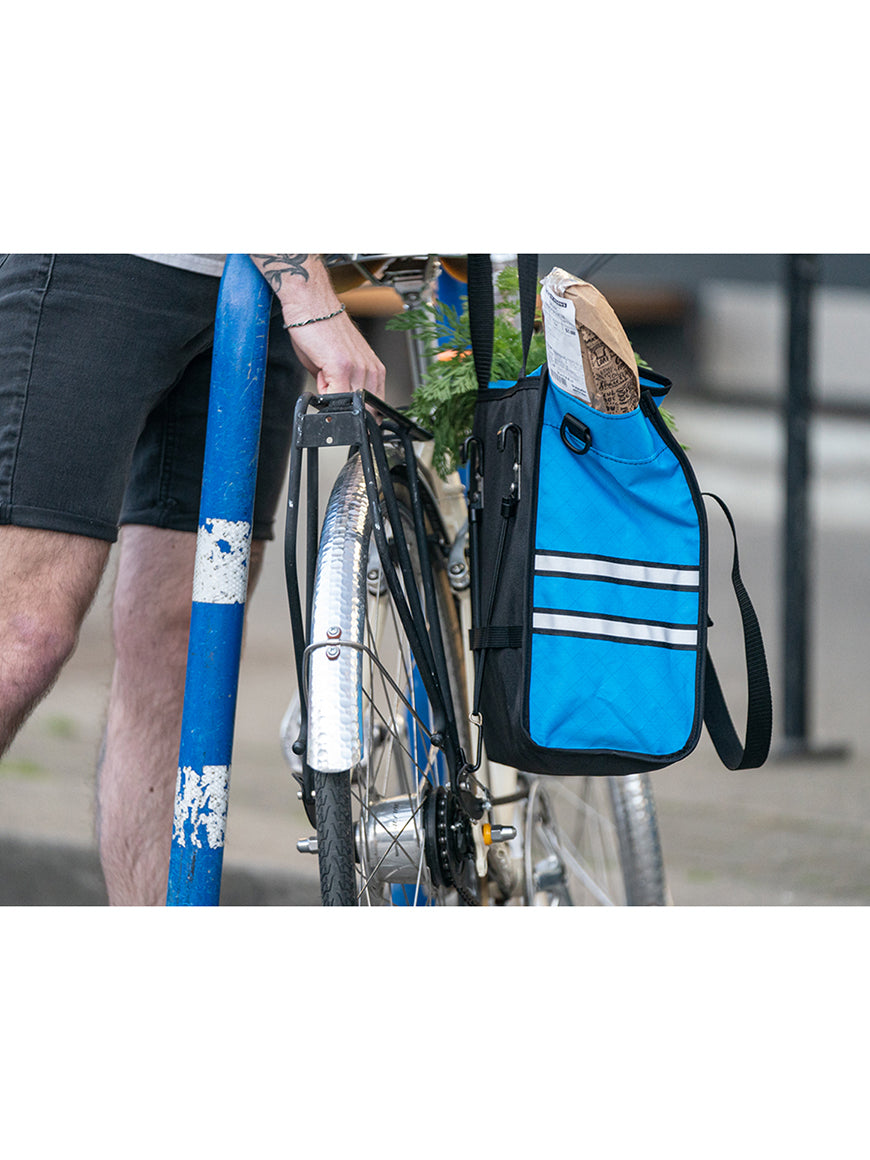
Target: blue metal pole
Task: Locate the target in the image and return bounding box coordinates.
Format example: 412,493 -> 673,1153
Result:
166,254 -> 271,905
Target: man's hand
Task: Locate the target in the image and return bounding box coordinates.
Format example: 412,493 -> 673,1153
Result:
249,254 -> 386,399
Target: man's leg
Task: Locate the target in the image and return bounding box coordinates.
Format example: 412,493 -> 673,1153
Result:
96,524 -> 266,906
0,526 -> 110,753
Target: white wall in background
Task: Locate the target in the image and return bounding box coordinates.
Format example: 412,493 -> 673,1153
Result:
697,281 -> 870,405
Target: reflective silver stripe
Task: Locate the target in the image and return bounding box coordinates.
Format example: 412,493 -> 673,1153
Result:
533,611 -> 698,647
535,552 -> 699,588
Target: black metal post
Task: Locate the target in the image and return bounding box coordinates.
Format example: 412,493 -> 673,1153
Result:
782,254 -> 814,744
780,254 -> 847,761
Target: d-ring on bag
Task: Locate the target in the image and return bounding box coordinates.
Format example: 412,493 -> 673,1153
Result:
466,254 -> 771,776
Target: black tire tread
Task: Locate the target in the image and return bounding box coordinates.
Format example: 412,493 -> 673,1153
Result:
314,768 -> 356,905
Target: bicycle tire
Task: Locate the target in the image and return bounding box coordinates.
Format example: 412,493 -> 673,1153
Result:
307,453 -> 471,905
313,766 -> 357,905
609,773 -> 667,905
513,771 -> 667,906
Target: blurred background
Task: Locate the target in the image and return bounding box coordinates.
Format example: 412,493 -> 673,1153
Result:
1,253 -> 868,905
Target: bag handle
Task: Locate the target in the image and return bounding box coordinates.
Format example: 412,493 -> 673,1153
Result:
467,254 -> 538,391
703,493 -> 773,770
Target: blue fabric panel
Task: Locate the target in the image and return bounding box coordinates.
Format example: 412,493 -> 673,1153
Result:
535,383 -> 700,566
529,633 -> 699,755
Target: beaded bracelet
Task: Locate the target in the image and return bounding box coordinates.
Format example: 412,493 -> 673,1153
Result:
283,303 -> 347,329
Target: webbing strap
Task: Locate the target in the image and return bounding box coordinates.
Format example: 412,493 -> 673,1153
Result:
469,625 -> 523,650
703,493 -> 773,770
467,253 -> 538,391
467,254 -> 494,393
472,493 -> 516,717
517,253 -> 537,377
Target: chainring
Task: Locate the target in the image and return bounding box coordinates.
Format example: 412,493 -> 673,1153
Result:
423,785 -> 480,905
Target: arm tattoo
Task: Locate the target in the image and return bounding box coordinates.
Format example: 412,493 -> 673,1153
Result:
251,254 -> 312,292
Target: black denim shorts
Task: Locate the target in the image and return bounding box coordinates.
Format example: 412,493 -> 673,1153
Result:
0,254 -> 305,542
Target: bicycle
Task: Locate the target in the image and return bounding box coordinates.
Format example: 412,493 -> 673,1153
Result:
281,255 -> 668,906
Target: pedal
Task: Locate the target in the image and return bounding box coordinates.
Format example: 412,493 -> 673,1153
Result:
482,823 -> 517,845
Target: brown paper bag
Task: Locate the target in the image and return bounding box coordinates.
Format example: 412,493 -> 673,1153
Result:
543,268 -> 640,414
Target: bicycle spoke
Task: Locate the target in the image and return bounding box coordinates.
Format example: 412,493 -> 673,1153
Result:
359,685 -> 438,790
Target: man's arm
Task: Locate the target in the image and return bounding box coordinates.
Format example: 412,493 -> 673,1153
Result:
249,254 -> 385,399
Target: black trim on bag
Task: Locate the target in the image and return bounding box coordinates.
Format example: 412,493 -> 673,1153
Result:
638,369 -> 673,395
521,366 -> 550,745
475,375 -> 543,403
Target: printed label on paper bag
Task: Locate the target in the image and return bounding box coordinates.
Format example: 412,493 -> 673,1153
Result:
541,284 -> 591,403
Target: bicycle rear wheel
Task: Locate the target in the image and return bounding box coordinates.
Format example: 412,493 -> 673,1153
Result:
307,453 -> 474,905
513,771 -> 667,905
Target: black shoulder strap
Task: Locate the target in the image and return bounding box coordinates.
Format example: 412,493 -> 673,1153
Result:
467,254 -> 538,391
517,253 -> 538,375
467,253 -> 494,392
703,493 -> 773,770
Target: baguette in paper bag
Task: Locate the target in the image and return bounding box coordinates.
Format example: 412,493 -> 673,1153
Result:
540,267 -> 639,414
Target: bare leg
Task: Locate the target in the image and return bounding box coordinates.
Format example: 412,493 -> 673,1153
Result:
0,527 -> 109,752
97,525 -> 265,906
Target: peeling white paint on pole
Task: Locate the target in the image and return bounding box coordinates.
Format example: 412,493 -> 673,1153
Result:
172,764 -> 230,849
191,518 -> 252,604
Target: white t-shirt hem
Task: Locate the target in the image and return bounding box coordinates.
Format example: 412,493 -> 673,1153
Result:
132,253 -> 227,277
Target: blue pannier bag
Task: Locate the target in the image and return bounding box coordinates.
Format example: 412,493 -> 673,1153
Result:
465,255 -> 772,777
